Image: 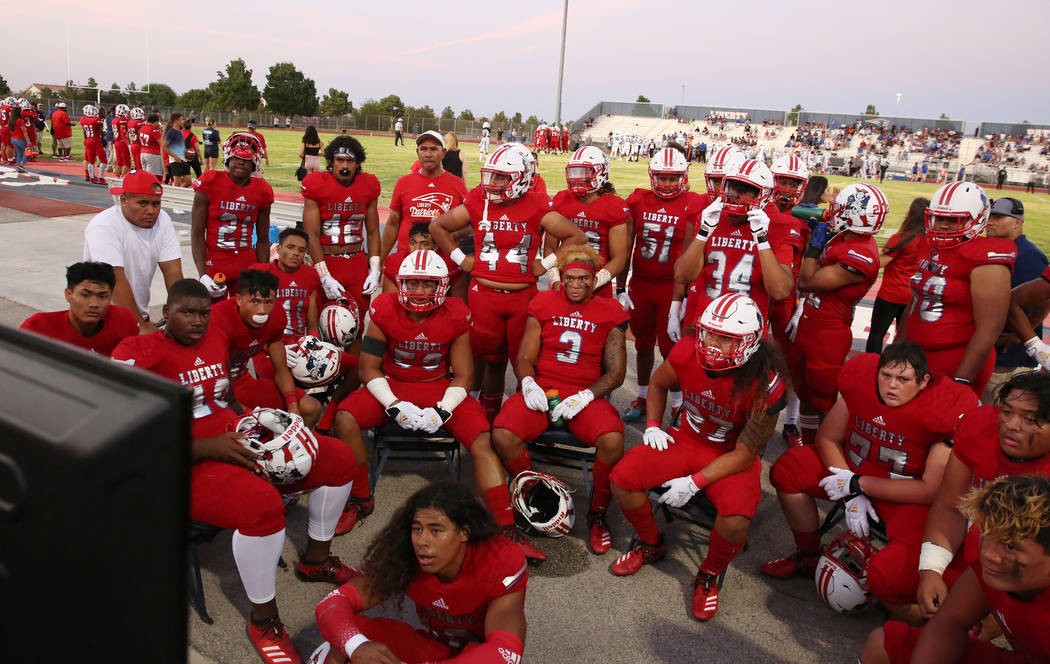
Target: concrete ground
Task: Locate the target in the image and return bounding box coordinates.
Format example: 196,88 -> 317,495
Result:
1,166 -> 883,663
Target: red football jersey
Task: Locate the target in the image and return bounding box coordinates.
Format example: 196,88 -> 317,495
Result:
113,116 -> 129,143
208,297 -> 286,380
127,118 -> 142,146
0,104 -> 10,128
112,329 -> 235,438
462,187 -> 551,284
367,292 -> 470,382
529,289 -> 629,391
300,171 -> 381,246
406,535 -> 527,649
139,123 -> 161,154
625,188 -> 703,282
249,261 -> 319,343
668,336 -> 787,451
193,170 -> 275,253
907,236 -> 1016,351
837,353 -> 977,479
551,190 -> 630,264
81,115 -> 103,142
389,171 -> 469,252
974,560 -> 1050,661
953,405 -> 1050,489
20,306 -> 139,356
800,232 -> 879,326
689,211 -> 795,322
767,203 -> 806,280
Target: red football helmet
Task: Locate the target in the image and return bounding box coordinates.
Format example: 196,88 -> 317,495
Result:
222,132 -> 264,172
925,181 -> 991,249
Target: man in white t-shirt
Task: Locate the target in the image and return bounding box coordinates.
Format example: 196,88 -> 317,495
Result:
83,170 -> 184,331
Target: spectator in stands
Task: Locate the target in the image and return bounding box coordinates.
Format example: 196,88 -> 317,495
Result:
299,126 -> 325,174
984,198 -> 1048,403
866,198 -> 929,353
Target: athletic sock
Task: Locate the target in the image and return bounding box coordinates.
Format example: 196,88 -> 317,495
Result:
637,385 -> 648,399
504,449 -> 531,478
791,529 -> 822,555
307,480 -> 354,541
799,413 -> 820,446
622,502 -> 661,547
350,464 -> 370,499
590,458 -> 613,512
699,528 -> 746,577
231,528 -> 285,604
783,391 -> 800,427
483,485 -> 515,527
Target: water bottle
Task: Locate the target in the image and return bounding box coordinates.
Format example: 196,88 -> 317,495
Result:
546,389 -> 564,428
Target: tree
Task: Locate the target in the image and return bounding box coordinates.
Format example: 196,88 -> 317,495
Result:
357,98 -> 382,117
787,103 -> 803,125
36,88 -> 54,100
86,77 -> 98,89
0,74 -> 9,96
101,83 -> 126,105
263,62 -> 318,116
939,113 -> 950,120
440,105 -> 455,119
405,104 -> 435,120
319,88 -> 353,117
210,59 -> 260,111
62,80 -> 78,101
526,115 -> 539,126
511,112 -> 522,124
636,94 -> 650,103
178,88 -> 215,109
140,83 -> 177,107
376,94 -> 405,118
864,104 -> 878,115
492,111 -> 508,124
458,108 -> 474,121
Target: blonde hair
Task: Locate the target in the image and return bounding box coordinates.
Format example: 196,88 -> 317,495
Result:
959,474 -> 1050,550
444,132 -> 459,151
556,244 -> 604,271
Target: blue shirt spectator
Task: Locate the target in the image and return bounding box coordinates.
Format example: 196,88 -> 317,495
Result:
202,126 -> 220,148
164,126 -> 185,160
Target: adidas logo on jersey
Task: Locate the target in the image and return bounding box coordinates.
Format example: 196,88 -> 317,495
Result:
873,416 -> 886,425
701,389 -> 714,399
657,208 -> 666,213
730,229 -> 742,237
427,182 -> 435,187
236,195 -> 246,202
344,195 -> 354,203
500,214 -> 510,221
289,281 -> 298,287
569,311 -> 581,317
432,598 -> 448,609
194,357 -> 205,367
415,333 -> 427,340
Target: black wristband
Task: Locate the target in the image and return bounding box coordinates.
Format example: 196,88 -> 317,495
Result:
616,287 -> 626,296
434,406 -> 453,423
848,473 -> 863,496
804,245 -> 823,259
953,377 -> 971,385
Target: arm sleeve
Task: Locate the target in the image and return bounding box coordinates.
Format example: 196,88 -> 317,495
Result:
434,630 -> 524,664
315,584 -> 368,657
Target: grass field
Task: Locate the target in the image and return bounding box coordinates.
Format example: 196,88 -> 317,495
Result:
45,124 -> 1050,247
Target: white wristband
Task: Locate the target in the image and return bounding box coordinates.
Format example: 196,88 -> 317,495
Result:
756,240 -> 771,251
366,376 -> 398,409
437,386 -> 468,412
315,260 -> 331,280
595,268 -> 612,288
449,248 -> 466,266
541,252 -> 559,270
369,255 -> 381,270
669,300 -> 681,317
343,634 -> 372,659
918,541 -> 954,575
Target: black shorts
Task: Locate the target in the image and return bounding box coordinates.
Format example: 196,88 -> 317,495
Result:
204,145 -> 218,159
168,160 -> 190,177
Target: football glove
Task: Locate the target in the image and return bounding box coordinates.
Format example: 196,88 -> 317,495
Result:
819,466 -> 858,501
521,376 -> 549,412
199,274 -> 227,298
658,475 -> 699,508
550,389 -> 594,422
643,426 -> 675,451
747,207 -> 771,239
386,401 -> 424,430
809,222 -> 832,252
417,406 -> 452,434
844,494 -> 880,538
1024,337 -> 1050,372
617,290 -> 635,310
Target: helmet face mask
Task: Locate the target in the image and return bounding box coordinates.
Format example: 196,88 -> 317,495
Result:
565,146 -> 610,196
649,147 -> 689,198
770,155 -> 810,206
397,249 -> 449,312
480,146 -> 531,203
721,178 -> 766,216
704,145 -> 746,196
222,132 -> 264,173
924,182 -> 990,249
131,107 -> 145,120
696,293 -> 763,371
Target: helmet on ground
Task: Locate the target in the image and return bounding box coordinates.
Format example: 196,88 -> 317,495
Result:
230,408 -> 319,485
319,300 -> 360,350
565,146 -> 610,195
397,249 -> 450,312
510,471 -> 575,537
924,181 -> 990,248
770,154 -> 810,206
829,183 -> 889,235
704,145 -> 745,194
480,146 -> 532,202
721,159 -> 774,216
290,336 -> 342,386
815,531 -> 875,615
222,131 -> 264,171
696,293 -> 764,371
649,147 -> 689,198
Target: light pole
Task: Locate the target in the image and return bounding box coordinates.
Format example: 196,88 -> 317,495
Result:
554,0 -> 569,126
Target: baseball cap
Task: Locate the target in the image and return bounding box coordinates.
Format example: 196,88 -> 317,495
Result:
56,102 -> 67,108
110,170 -> 163,196
247,120 -> 257,128
416,130 -> 445,148
990,197 -> 1024,220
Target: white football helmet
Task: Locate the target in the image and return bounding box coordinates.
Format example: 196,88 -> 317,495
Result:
649,147 -> 689,199
829,183 -> 889,235
696,293 -> 764,371
815,532 -> 875,615
222,132 -> 264,171
502,141 -> 538,181
397,249 -> 450,312
82,104 -> 99,118
721,159 -> 774,216
230,408 -> 319,485
18,99 -> 32,111
319,301 -> 360,350
290,336 -> 342,387
115,104 -> 130,118
770,154 -> 810,206
480,146 -> 532,203
483,121 -> 490,129
510,471 -> 575,537
704,145 -> 746,194
925,181 -> 990,249
565,146 -> 610,195
130,107 -> 145,120
2,97 -> 15,107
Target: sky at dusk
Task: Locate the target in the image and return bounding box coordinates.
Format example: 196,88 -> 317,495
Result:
6,0 -> 1049,127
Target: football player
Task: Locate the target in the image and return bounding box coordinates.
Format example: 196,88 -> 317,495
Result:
20,261 -> 139,356
0,97 -> 14,165
332,251 -> 536,560
80,104 -> 107,184
863,474 -> 1050,664
312,482 -> 527,664
491,246 -> 629,555
127,107 -> 145,170
762,342 -> 977,624
208,268 -> 321,427
112,104 -> 132,177
899,182 -> 1015,396
608,293 -> 788,621
916,370 -> 1050,619
138,113 -> 163,177
620,147 -> 703,422
478,121 -> 491,162
789,184 -> 885,444
191,132 -> 274,301
547,147 -> 631,299
430,146 -> 585,422
301,135 -> 382,316
671,159 -> 794,340
112,279 -> 358,664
